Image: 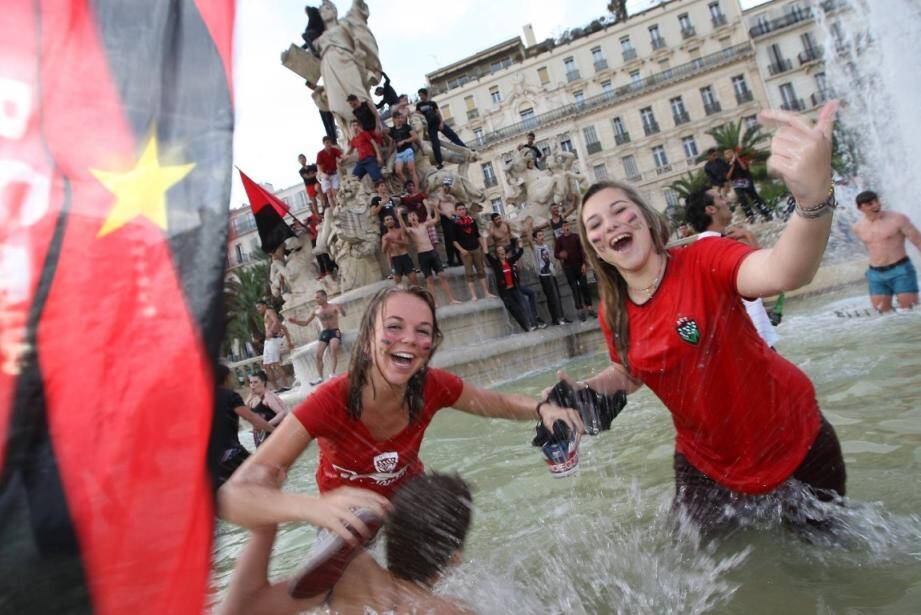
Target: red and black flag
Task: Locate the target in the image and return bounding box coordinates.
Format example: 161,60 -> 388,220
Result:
238,169 -> 296,254
0,2 -> 234,613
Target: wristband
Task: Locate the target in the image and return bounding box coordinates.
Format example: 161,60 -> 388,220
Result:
795,184 -> 836,219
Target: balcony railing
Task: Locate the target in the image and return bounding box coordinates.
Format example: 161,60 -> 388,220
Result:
798,46 -> 823,65
593,58 -> 609,72
749,7 -> 814,37
781,98 -> 805,111
622,48 -> 638,61
477,43 -> 754,147
673,111 -> 691,125
614,131 -> 631,145
651,37 -> 667,50
767,58 -> 793,76
483,175 -> 498,188
810,89 -> 831,107
681,26 -> 697,39
711,13 -> 728,27
735,89 -> 754,104
655,163 -> 673,175
643,121 -> 660,136
626,173 -> 642,182
586,141 -> 603,155
704,101 -> 722,115
466,108 -> 479,120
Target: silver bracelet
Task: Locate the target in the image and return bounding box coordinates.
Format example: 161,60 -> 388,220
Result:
795,185 -> 837,219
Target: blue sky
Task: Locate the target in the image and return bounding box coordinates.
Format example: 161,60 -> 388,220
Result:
230,0 -> 766,207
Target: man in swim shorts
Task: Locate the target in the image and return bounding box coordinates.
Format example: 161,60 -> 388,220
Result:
287,289 -> 346,386
256,299 -> 291,391
851,190 -> 921,312
217,472 -> 474,615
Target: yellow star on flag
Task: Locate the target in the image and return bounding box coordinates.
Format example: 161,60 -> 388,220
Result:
92,134 -> 195,237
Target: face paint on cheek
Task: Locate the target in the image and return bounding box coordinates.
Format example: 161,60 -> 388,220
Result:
418,338 -> 433,353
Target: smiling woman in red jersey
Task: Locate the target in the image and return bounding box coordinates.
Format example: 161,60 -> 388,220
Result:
218,286 -> 582,542
568,102 -> 847,532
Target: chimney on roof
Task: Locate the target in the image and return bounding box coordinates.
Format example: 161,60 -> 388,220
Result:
523,23 -> 537,47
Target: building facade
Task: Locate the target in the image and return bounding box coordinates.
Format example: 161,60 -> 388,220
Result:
226,181 -> 310,272
744,0 -> 840,117
426,0 -> 839,213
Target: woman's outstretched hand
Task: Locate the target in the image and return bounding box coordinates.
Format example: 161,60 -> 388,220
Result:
758,100 -> 838,207
302,487 -> 391,545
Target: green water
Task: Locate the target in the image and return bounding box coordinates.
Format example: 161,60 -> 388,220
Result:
212,285 -> 921,614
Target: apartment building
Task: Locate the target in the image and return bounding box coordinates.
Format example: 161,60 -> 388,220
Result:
744,0 -> 841,116
426,0 -> 771,212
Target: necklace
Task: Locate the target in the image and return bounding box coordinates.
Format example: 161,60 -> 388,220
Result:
628,256 -> 667,296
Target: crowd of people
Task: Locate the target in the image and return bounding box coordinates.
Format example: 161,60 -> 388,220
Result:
212,92 -> 921,613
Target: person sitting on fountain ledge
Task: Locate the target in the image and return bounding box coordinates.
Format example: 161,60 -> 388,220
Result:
217,471 -> 476,615
387,112 -> 421,189
315,136 -> 342,207
452,203 -> 495,302
288,289 -> 346,386
567,101 -> 847,534
345,119 -> 384,185
347,93 -> 382,138
684,185 -> 779,349
218,286 -> 581,605
415,87 -> 466,169
851,189 -> 921,312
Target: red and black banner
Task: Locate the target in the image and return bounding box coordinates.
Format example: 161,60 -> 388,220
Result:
0,1 -> 234,613
238,169 -> 296,254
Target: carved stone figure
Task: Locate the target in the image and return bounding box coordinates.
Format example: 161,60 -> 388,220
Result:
502,146 -> 587,230
404,112 -> 484,203
272,231 -> 336,307
325,175 -> 383,292
313,0 -> 382,134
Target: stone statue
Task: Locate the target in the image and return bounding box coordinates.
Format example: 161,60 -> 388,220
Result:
325,175 -> 383,292
502,146 -> 587,230
271,227 -> 336,307
403,112 -> 484,203
313,0 -> 382,134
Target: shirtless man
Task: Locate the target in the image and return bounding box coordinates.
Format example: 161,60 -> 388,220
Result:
380,215 -> 418,287
397,205 -> 460,306
218,472 -> 474,615
429,183 -> 461,266
851,190 -> 921,312
256,300 -> 291,391
488,212 -> 518,253
288,289 -> 346,385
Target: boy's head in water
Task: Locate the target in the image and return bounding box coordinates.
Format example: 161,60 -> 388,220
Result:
386,472 -> 473,585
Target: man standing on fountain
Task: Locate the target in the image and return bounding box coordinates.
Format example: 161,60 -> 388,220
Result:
288,289 -> 346,385
567,101 -> 847,533
851,190 -> 921,312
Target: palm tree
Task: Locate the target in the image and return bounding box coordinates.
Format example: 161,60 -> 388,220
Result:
696,119 -> 771,165
223,255 -> 270,359
665,170 -> 711,227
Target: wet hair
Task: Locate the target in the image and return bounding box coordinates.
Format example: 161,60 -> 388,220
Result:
346,94 -> 359,102
215,364 -> 231,385
346,287 -> 443,422
250,370 -> 268,385
855,190 -> 878,206
386,472 -> 472,584
417,87 -> 428,95
684,187 -> 716,233
577,180 -> 671,370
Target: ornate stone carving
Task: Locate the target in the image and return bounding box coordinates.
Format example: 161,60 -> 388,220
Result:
502,147 -> 587,230
325,174 -> 382,292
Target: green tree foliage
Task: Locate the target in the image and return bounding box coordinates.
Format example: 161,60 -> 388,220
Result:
666,170 -> 710,227
607,0 -> 628,23
223,255 -> 270,358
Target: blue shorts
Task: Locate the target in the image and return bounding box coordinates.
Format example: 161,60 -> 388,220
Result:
865,257 -> 918,296
353,156 -> 382,183
394,148 -> 414,164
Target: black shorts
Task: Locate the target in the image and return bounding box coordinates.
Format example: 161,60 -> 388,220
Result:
318,328 -> 341,344
391,254 -> 414,277
417,250 -> 443,278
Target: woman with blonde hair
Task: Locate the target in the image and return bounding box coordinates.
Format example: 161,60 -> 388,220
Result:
568,102 -> 846,531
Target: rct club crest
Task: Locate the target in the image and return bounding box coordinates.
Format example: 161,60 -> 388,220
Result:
373,451 -> 399,473
675,317 -> 700,345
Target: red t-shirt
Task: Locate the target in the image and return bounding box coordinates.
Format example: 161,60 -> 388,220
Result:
316,147 -> 342,174
598,238 -> 820,494
502,262 -> 514,288
293,369 -> 465,498
350,131 -> 376,160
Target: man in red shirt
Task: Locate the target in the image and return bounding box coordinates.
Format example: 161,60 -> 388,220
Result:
315,136 -> 342,206
554,220 -> 595,321
344,119 -> 383,185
